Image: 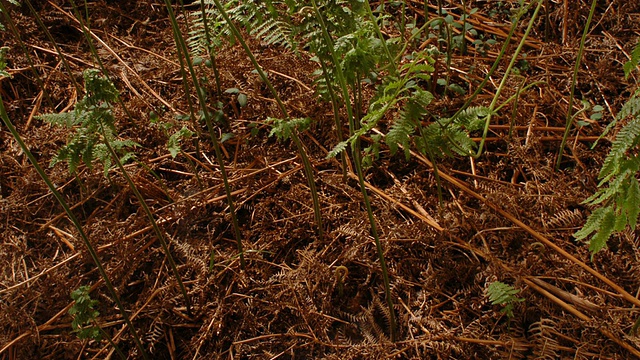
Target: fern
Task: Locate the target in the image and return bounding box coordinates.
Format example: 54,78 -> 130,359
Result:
267,117 -> 311,141
69,286 -> 101,341
188,0 -> 295,56
0,47 -> 10,78
599,113 -> 640,182
167,126 -> 194,158
624,38 -> 640,79
486,281 -> 524,319
38,69 -> 138,177
576,91 -> 640,255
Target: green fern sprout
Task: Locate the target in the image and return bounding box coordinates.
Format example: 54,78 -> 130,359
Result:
0,47 -> 9,78
486,281 -> 524,319
267,117 -> 312,141
37,69 -> 138,177
69,286 -> 101,341
69,286 -> 126,359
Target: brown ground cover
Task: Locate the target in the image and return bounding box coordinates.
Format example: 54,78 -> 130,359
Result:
1,0 -> 640,358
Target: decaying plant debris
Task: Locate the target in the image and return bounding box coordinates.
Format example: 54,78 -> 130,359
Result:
1,0 -> 640,358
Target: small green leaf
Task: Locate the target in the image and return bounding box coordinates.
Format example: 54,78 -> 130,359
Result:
448,83 -> 466,95
167,126 -> 193,158
225,88 -> 240,94
192,57 -> 203,66
237,93 -> 248,108
220,132 -> 234,143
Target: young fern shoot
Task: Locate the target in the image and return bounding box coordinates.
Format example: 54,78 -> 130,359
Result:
40,69 -> 193,315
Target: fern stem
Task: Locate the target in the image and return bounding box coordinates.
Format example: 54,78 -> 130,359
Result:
198,0 -> 223,96
171,23 -> 203,158
440,3 -> 528,128
461,0 -> 468,55
98,121 -> 193,315
211,0 -> 324,239
0,98 -> 149,360
311,0 -> 396,341
0,1 -> 54,109
67,0 -> 137,126
473,0 -> 542,159
163,0 -> 246,268
556,0 -> 598,170
63,0 -> 193,312
22,0 -> 82,94
319,59 -> 350,180
352,136 -> 397,341
364,0 -> 398,77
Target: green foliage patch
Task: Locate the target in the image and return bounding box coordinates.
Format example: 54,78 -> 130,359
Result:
37,69 -> 138,177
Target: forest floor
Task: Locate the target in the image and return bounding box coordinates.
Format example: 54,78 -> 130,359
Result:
1,0 -> 640,359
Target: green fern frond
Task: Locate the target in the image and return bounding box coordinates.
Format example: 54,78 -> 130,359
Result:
486,281 -> 523,319
444,126 -> 477,156
385,89 -> 433,160
617,96 -> 640,123
599,114 -> 640,181
623,179 -> 640,229
327,140 -> 348,159
0,47 -> 11,78
453,106 -> 490,131
587,168 -> 634,205
588,206 -> 616,254
267,117 -> 311,141
624,38 -> 640,78
39,112 -> 80,128
188,0 -> 295,56
386,111 -> 416,160
37,69 -> 136,177
574,206 -> 611,241
167,126 -> 194,158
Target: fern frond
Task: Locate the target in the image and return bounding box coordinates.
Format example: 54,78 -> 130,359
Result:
574,206 -> 611,241
454,106 -> 490,131
167,126 -> 194,158
188,0 -> 295,56
39,112 -> 80,128
588,206 -> 616,254
623,179 -> 640,228
599,114 -> 640,180
386,113 -> 415,160
267,117 -> 311,141
486,281 -> 523,319
587,168 -> 634,205
327,140 -> 348,159
624,38 -> 640,78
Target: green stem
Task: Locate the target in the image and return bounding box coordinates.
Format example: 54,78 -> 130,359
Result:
211,0 -> 324,239
0,1 -> 54,108
163,0 -> 246,268
556,0 -> 598,170
473,0 -> 542,158
0,98 -> 149,360
311,0 -> 396,341
199,0 -> 223,96
98,122 -> 192,315
364,0 -> 398,77
319,59 -> 349,180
